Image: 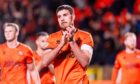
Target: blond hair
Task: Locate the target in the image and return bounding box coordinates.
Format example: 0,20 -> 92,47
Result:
124,32 -> 136,40
3,22 -> 20,32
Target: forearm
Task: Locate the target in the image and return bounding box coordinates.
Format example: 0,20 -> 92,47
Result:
36,61 -> 43,72
0,70 -> 1,82
0,68 -> 1,77
30,68 -> 41,84
26,70 -> 31,84
69,41 -> 89,68
112,68 -> 119,84
27,63 -> 41,84
42,43 -> 64,66
48,64 -> 55,74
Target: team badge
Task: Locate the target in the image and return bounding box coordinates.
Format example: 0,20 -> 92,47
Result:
18,51 -> 23,56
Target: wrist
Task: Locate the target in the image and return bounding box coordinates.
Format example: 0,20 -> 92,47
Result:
58,42 -> 64,48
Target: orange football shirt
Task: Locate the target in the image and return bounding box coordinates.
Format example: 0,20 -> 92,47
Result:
112,50 -> 140,84
47,29 -> 94,84
33,52 -> 54,84
0,43 -> 33,84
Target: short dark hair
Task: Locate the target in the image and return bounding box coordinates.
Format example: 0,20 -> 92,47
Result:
56,5 -> 74,15
36,32 -> 49,37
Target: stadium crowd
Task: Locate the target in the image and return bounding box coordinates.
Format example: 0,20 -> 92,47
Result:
0,0 -> 140,66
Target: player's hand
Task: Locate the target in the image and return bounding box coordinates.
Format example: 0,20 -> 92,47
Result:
60,31 -> 67,46
66,25 -> 76,41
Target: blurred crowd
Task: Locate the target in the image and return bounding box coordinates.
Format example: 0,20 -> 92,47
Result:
0,0 -> 140,66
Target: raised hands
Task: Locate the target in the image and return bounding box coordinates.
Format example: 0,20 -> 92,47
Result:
60,31 -> 67,46
65,25 -> 76,42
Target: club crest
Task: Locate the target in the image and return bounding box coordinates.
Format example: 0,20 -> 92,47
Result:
18,51 -> 23,56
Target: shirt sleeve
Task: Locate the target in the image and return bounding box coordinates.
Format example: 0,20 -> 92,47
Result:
81,44 -> 93,55
0,48 -> 3,67
78,32 -> 94,47
47,35 -> 57,49
81,44 -> 93,63
25,48 -> 34,64
26,56 -> 33,64
114,55 -> 121,69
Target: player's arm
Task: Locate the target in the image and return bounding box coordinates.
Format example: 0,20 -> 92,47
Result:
111,59 -> 120,84
48,64 -> 55,83
26,70 -> 31,84
42,33 -> 66,66
112,67 -> 119,84
37,33 -> 66,71
69,41 -> 93,68
66,25 -> 93,68
0,60 -> 1,79
0,68 -> 1,84
48,64 -> 55,74
0,67 -> 1,81
27,62 -> 41,84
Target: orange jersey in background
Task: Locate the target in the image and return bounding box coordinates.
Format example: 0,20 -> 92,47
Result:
0,43 -> 33,84
48,29 -> 94,84
0,50 -> 2,83
33,52 -> 54,84
112,50 -> 140,84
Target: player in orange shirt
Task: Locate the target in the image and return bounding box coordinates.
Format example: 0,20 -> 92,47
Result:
32,32 -> 55,84
112,32 -> 140,84
0,23 -> 40,84
0,62 -> 1,83
37,5 -> 94,84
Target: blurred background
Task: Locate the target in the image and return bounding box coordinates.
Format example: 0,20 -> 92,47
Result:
0,0 -> 140,83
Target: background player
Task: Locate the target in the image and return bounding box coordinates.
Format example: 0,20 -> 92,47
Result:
112,32 -> 140,84
0,22 -> 40,84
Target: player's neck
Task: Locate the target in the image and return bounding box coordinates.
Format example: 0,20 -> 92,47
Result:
62,27 -> 77,33
125,47 -> 136,53
36,48 -> 44,56
6,40 -> 19,48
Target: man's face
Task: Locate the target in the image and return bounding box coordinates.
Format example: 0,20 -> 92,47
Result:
36,36 -> 48,50
57,9 -> 74,30
124,35 -> 136,49
4,26 -> 17,42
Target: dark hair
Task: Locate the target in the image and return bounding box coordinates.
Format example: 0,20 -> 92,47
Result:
36,32 -> 49,37
56,5 -> 74,15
